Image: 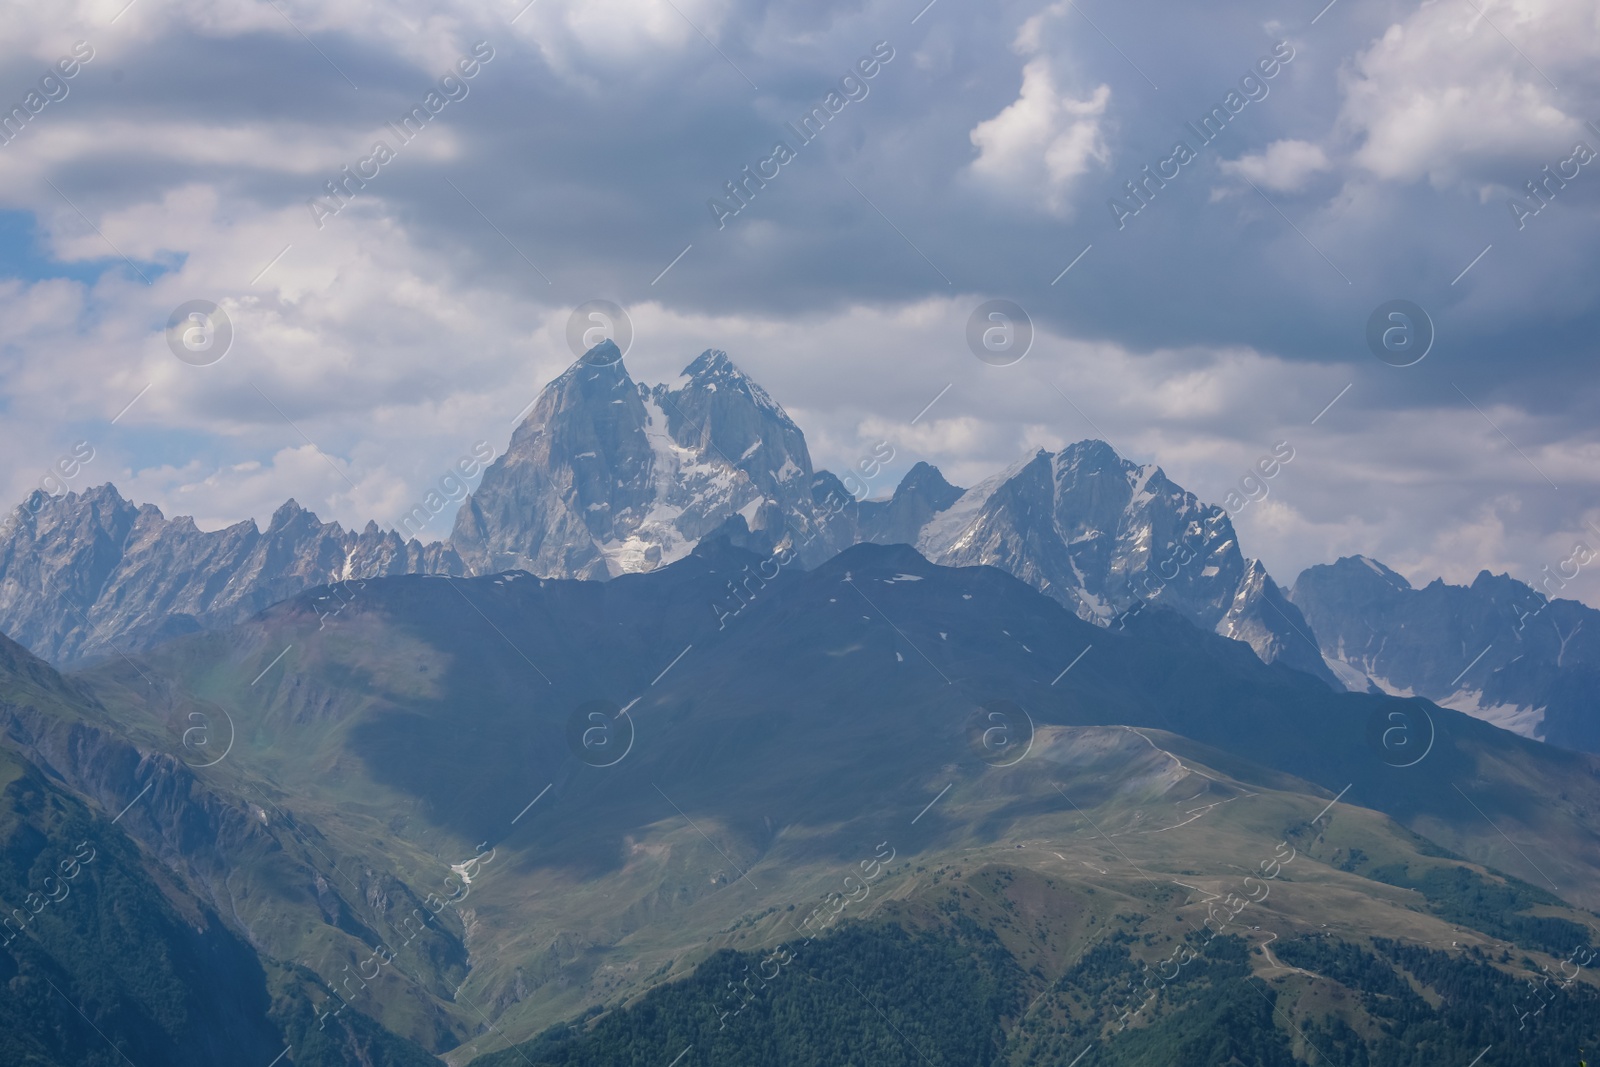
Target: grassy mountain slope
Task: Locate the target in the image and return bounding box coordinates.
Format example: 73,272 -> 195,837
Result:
0,739 -> 441,1066
0,631 -> 469,1059
52,541 -> 1600,1059
470,814 -> 1597,1066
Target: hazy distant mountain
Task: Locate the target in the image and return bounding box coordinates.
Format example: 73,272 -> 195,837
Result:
1292,555 -> 1600,753
0,486 -> 461,665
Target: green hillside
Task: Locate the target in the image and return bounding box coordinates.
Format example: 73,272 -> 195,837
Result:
21,544 -> 1600,1061
472,871 -> 1596,1067
0,742 -> 438,1066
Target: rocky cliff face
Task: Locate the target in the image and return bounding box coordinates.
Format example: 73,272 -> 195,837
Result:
857,461 -> 965,547
1291,555 -> 1600,751
0,485 -> 461,665
451,345 -> 829,577
912,442 -> 1336,686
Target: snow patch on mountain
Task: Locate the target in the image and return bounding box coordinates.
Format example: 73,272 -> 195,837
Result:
1437,689 -> 1547,740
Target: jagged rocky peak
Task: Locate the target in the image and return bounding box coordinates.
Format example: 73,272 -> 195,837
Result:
1297,554 -> 1412,594
0,483 -> 460,666
655,349 -> 814,497
451,346 -> 653,578
895,461 -> 962,502
677,348 -> 757,391
670,348 -> 782,406
265,497 -> 315,534
1055,437 -> 1126,475
534,347 -> 644,423
915,440 -> 1336,686
453,345 -> 824,580
856,462 -> 965,547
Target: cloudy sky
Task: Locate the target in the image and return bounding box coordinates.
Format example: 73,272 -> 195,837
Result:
0,0 -> 1597,602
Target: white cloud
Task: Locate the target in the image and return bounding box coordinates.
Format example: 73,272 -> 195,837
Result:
1336,0 -> 1599,185
545,0 -> 727,60
0,174 -> 563,537
1220,139 -> 1331,192
968,58 -> 1111,215
0,121 -> 461,192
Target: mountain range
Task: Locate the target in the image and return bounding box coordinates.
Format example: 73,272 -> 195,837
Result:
0,488 -> 462,665
1,341 -> 1598,1061
3,345 -> 1595,755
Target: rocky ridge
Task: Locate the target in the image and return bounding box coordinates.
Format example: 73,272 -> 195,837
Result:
3,343 -> 1560,707
1292,555 -> 1600,751
0,486 -> 462,664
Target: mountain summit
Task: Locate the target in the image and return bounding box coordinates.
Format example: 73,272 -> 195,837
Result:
912,441 -> 1335,684
450,348 -> 822,577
